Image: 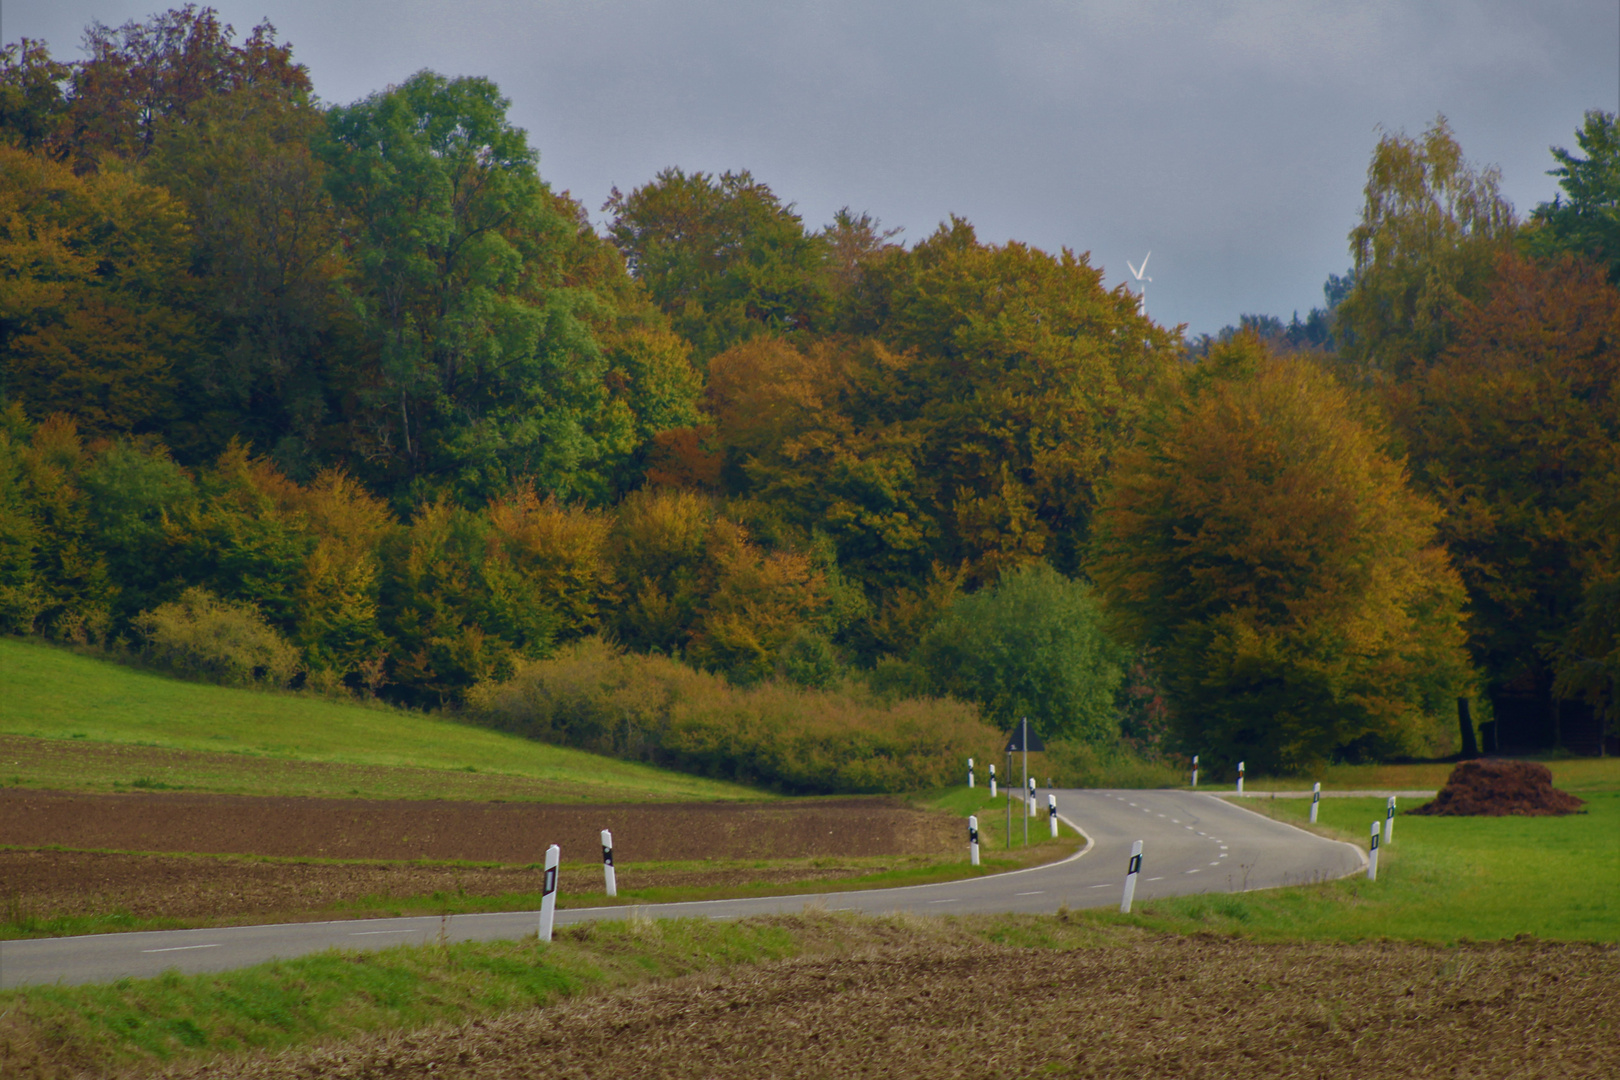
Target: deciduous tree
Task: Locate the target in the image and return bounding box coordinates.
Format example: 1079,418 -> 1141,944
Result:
1336,116 -> 1516,379
1091,336 -> 1473,771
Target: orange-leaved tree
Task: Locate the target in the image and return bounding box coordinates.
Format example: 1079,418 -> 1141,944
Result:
1401,252 -> 1620,736
1090,335 -> 1474,772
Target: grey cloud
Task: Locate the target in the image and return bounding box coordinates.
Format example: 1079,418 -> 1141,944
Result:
6,0 -> 1614,333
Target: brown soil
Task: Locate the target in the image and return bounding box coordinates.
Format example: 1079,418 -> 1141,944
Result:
0,849 -> 950,925
0,789 -> 956,862
1410,760 -> 1587,817
127,933 -> 1620,1080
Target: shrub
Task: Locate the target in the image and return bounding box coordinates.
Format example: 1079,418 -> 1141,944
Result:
1043,739 -> 1185,789
465,637 -> 1000,793
132,587 -> 302,687
913,562 -> 1124,745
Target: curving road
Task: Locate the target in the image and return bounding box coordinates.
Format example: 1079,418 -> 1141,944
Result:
0,789 -> 1363,989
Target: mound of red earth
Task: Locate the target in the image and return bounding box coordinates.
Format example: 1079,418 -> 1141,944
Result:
1410,760 -> 1585,817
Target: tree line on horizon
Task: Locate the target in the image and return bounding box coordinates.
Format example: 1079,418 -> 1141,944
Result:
1,7 -> 1616,774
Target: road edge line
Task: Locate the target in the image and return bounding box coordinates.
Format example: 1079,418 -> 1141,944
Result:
1205,792 -> 1369,876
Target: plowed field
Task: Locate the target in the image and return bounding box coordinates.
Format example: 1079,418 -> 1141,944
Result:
143,933 -> 1620,1080
0,848 -> 958,925
0,790 -> 969,928
0,789 -> 955,862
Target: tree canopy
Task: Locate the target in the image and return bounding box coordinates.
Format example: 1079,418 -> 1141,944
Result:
1090,337 -> 1473,771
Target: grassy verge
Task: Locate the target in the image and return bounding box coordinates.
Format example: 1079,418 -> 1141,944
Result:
5,909 -> 1615,1079
0,637 -> 757,802
0,915 -> 819,1075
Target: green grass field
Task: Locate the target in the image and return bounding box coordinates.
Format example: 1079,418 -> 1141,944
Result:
1100,765 -> 1620,944
1210,757 -> 1616,793
0,637 -> 758,802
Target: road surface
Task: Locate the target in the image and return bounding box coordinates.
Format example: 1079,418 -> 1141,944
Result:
0,788 -> 1364,989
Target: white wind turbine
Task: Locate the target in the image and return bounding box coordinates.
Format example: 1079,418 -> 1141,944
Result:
1127,251 -> 1151,319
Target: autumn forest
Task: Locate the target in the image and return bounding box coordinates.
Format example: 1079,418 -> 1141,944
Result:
2,8 -> 1616,788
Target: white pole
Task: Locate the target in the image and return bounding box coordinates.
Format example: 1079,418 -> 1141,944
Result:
1384,796 -> 1396,845
601,829 -> 617,898
968,757 -> 975,789
1047,793 -> 1058,838
1191,754 -> 1199,788
1237,761 -> 1245,793
539,843 -> 560,942
968,815 -> 980,867
989,764 -> 997,799
1309,782 -> 1321,824
1367,821 -> 1379,881
1027,777 -> 1037,818
1120,839 -> 1143,913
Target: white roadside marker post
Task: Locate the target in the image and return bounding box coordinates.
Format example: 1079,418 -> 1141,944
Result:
1120,840 -> 1143,913
1047,793 -> 1058,838
1367,822 -> 1380,881
989,764 -> 997,799
539,843 -> 560,942
1384,796 -> 1397,845
601,830 -> 617,899
1237,761 -> 1245,793
1191,754 -> 1199,788
968,757 -> 975,788
1310,782 -> 1321,824
968,815 -> 980,866
1027,777 -> 1038,818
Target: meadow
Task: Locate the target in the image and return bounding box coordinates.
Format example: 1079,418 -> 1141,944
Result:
0,637 -> 755,803
1106,761 -> 1619,944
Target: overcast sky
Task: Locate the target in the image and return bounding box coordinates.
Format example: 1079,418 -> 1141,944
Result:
6,1 -> 1617,335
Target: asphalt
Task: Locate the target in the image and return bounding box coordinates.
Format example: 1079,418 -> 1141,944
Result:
0,788 -> 1366,989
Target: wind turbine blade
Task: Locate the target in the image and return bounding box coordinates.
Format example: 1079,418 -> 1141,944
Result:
1138,251 -> 1151,276
1127,259 -> 1142,280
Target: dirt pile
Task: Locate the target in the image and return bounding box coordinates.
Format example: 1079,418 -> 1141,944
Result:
1410,760 -> 1585,817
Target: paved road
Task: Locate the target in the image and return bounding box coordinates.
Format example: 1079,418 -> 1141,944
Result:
0,789 -> 1364,989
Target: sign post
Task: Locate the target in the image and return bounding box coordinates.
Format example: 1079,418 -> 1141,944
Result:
1310,782 -> 1321,824
1005,719 -> 1044,848
1191,754 -> 1199,788
968,815 -> 980,866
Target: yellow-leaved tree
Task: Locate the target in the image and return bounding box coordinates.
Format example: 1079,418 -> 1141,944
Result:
1090,336 -> 1474,772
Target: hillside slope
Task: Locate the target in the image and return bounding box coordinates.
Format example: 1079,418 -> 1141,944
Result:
0,638 -> 760,803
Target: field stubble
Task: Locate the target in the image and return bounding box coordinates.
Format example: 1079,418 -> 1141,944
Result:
50,917 -> 1620,1080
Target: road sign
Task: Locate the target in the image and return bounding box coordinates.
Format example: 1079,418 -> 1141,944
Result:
1004,722 -> 1045,753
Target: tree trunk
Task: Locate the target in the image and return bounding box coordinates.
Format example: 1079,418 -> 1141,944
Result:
1457,697 -> 1479,759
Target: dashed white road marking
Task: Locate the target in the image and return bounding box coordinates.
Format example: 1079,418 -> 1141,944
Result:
141,944 -> 221,953
1015,891 -> 1045,897
1146,876 -> 1165,882
1184,869 -> 1201,874
350,930 -> 414,936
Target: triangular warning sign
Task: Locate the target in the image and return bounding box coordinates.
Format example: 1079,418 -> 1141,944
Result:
1004,720 -> 1045,753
